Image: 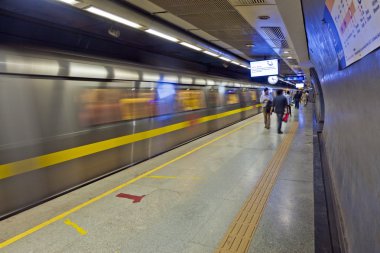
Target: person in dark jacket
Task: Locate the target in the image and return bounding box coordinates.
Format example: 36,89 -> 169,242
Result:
294,91 -> 302,109
272,89 -> 289,134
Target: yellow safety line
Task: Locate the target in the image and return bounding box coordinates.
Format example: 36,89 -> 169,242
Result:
0,105 -> 261,180
0,116 -> 260,249
145,175 -> 177,179
215,122 -> 299,253
145,175 -> 201,180
63,219 -> 87,236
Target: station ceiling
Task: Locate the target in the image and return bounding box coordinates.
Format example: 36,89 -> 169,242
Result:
0,0 -> 309,82
124,0 -> 310,76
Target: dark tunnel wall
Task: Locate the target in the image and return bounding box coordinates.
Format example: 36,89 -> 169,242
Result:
302,0 -> 380,252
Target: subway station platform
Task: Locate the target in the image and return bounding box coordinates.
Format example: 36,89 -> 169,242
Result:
0,107 -> 315,253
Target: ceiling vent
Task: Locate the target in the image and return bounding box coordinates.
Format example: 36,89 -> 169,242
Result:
260,26 -> 289,48
232,0 -> 268,5
287,59 -> 299,65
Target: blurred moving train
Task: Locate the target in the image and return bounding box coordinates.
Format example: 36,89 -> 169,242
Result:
0,47 -> 265,218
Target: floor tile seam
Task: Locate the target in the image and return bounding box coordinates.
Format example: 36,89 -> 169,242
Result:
188,240 -> 217,249
288,148 -> 313,153
269,183 -> 314,205
187,203 -> 241,243
277,178 -> 313,183
277,176 -> 313,183
209,146 -> 277,151
239,147 -> 278,151
221,195 -> 251,202
265,191 -> 315,211
128,185 -> 186,196
280,158 -> 313,165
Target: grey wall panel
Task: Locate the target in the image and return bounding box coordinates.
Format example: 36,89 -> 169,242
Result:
303,0 -> 380,252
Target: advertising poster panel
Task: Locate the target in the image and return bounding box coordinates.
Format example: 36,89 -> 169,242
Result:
325,0 -> 380,68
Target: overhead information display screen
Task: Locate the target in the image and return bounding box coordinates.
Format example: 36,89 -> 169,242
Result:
325,0 -> 380,68
285,76 -> 305,82
250,59 -> 278,77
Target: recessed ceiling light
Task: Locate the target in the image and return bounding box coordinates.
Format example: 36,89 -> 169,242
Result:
258,15 -> 270,20
284,51 -> 290,54
287,56 -> 293,59
246,44 -> 255,48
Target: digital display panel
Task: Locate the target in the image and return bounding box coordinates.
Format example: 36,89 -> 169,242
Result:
284,76 -> 305,82
296,83 -> 305,89
250,59 -> 278,77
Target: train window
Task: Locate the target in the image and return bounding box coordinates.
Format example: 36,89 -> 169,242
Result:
250,90 -> 258,102
207,88 -> 224,108
226,89 -> 240,105
79,88 -> 123,126
241,89 -> 251,104
79,87 -> 156,126
119,89 -> 155,120
156,83 -> 177,116
176,88 -> 206,112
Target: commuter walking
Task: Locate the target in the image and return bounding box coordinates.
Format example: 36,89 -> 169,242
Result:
272,89 -> 289,134
294,91 -> 301,109
285,90 -> 292,116
260,88 -> 273,129
301,92 -> 306,106
301,91 -> 309,106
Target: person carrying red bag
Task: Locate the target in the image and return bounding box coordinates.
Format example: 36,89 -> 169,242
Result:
271,89 -> 289,134
282,112 -> 290,123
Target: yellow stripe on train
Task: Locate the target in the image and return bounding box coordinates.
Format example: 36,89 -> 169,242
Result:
0,105 -> 261,180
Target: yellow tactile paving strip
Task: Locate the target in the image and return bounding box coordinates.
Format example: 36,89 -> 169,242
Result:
215,122 -> 299,253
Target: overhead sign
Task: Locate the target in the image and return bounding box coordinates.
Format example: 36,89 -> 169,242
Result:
250,59 -> 278,77
267,76 -> 278,84
284,76 -> 304,82
325,0 -> 380,68
296,83 -> 304,89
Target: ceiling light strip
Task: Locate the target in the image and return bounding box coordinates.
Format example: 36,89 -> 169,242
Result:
64,3 -> 250,71
145,29 -> 179,42
203,50 -> 219,57
85,6 -> 142,29
180,42 -> 202,51
57,0 -> 80,5
219,56 -> 231,62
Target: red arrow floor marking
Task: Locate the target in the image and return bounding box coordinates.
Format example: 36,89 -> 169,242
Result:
116,193 -> 145,203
